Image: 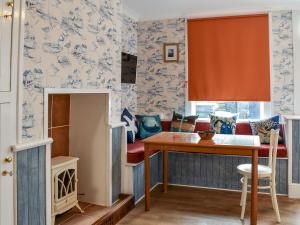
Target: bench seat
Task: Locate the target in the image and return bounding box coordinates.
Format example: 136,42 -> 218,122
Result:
127,140 -> 159,164
127,121 -> 287,164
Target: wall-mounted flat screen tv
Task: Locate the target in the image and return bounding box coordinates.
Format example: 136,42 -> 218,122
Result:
121,52 -> 137,84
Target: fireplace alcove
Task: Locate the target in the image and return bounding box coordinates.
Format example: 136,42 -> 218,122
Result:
44,88 -> 126,225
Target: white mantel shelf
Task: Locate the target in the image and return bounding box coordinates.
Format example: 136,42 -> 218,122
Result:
109,122 -> 126,128
13,138 -> 53,152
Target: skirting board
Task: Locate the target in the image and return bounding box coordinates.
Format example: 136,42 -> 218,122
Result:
135,183 -> 161,204
166,183 -> 287,196
289,184 -> 300,199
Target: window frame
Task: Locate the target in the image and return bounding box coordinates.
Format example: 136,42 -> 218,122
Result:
190,101 -> 271,122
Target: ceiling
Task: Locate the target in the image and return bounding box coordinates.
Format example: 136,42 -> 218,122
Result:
123,0 -> 300,20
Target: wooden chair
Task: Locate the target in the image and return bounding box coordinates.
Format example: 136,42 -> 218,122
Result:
237,129 -> 281,223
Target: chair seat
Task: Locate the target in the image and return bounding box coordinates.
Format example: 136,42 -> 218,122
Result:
237,164 -> 272,178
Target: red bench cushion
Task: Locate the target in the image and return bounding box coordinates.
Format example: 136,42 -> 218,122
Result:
127,140 -> 159,164
127,121 -> 287,163
260,144 -> 287,158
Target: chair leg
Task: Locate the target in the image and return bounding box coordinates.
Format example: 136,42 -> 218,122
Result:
240,176 -> 248,220
270,183 -> 275,210
240,177 -> 246,206
271,182 -> 281,223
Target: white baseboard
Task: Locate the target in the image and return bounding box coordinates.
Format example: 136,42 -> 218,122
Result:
134,183 -> 161,205
289,184 -> 300,199
167,183 -> 287,196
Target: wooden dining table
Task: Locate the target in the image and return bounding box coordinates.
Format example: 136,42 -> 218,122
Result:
142,132 -> 261,225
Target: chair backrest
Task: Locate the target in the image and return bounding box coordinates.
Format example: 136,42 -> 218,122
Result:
268,129 -> 280,180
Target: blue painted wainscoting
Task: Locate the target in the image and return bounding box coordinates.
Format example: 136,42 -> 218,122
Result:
292,120 -> 300,183
16,146 -> 46,225
112,127 -> 122,203
132,152 -> 288,202
159,153 -> 288,194
133,152 -> 161,202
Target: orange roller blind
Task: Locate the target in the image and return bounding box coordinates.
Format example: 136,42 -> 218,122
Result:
188,14 -> 270,101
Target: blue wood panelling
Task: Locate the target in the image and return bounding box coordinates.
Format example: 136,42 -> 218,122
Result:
133,152 -> 288,200
17,146 -> 46,225
112,127 -> 122,203
164,153 -> 288,194
292,120 -> 300,183
133,153 -> 160,202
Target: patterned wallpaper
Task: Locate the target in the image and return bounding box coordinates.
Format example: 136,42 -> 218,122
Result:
122,14 -> 138,56
121,14 -> 138,115
272,11 -> 294,115
136,18 -> 186,119
135,12 -> 295,118
22,4 -> 295,141
121,83 -> 137,114
23,0 -> 123,141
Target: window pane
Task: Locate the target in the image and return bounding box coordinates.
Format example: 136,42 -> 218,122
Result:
195,103 -> 216,119
194,102 -> 261,120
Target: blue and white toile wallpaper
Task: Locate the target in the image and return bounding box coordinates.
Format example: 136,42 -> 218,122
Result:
23,0 -> 123,141
121,83 -> 137,115
121,13 -> 138,115
272,11 -> 294,115
122,14 -> 137,56
22,5 -> 295,141
136,18 -> 186,119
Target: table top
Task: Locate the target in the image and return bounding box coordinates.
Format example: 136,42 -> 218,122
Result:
142,132 -> 260,150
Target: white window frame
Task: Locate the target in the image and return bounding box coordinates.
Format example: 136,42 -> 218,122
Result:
190,101 -> 272,122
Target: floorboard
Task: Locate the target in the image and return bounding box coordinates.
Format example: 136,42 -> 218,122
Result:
55,202 -> 108,225
118,185 -> 300,225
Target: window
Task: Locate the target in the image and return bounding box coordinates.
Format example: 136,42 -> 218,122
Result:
191,102 -> 270,121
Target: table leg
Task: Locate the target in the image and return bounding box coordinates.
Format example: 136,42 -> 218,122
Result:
144,144 -> 150,211
251,149 -> 258,225
163,150 -> 168,193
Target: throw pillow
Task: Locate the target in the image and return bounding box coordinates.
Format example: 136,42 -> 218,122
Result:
250,115 -> 282,144
210,113 -> 238,134
121,108 -> 138,143
170,112 -> 198,133
135,115 -> 162,139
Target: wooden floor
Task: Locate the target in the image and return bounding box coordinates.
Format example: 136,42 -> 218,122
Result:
118,185 -> 300,225
54,195 -> 134,225
55,202 -> 108,225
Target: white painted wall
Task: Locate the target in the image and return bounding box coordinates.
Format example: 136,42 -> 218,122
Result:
69,93 -> 111,206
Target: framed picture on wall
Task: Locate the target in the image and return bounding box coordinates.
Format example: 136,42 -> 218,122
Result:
163,43 -> 179,63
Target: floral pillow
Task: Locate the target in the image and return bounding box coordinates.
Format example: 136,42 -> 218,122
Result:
210,113 -> 238,134
250,115 -> 282,144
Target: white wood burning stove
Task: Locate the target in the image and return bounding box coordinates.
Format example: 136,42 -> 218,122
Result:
51,156 -> 83,225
